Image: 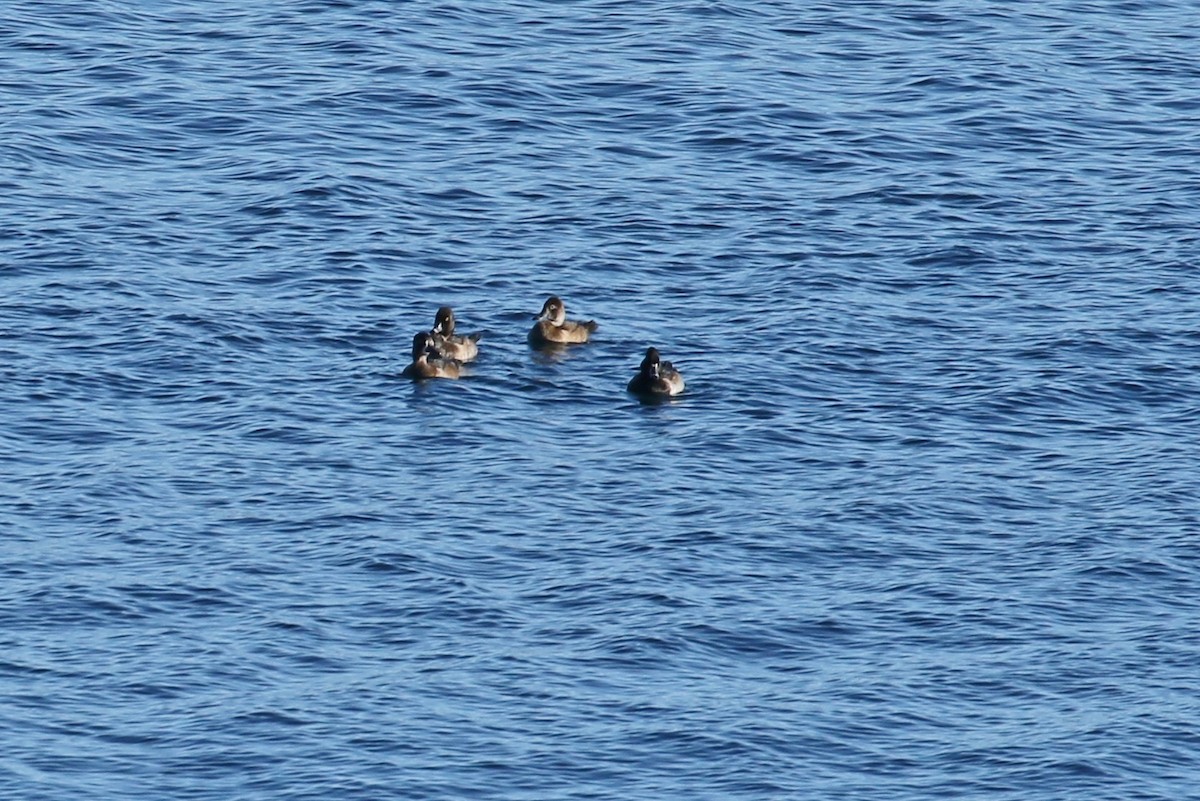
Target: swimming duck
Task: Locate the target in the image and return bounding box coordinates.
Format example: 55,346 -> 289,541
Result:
402,332 -> 463,380
627,347 -> 685,397
428,306 -> 481,362
528,295 -> 598,345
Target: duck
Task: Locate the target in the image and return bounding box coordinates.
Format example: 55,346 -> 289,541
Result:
402,332 -> 463,380
428,306 -> 481,362
528,295 -> 598,345
627,347 -> 685,397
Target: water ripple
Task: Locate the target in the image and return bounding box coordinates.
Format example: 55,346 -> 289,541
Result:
2,1 -> 1198,799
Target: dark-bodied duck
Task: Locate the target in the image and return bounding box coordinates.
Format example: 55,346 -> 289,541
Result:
528,295 -> 597,346
429,306 -> 481,362
627,347 -> 685,398
402,332 -> 463,380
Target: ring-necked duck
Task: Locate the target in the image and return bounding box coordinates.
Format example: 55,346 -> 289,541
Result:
528,296 -> 597,346
402,331 -> 463,380
429,306 -> 481,361
627,347 -> 684,397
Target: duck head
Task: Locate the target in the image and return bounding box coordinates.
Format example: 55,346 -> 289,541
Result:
411,331 -> 434,360
535,296 -> 566,325
432,306 -> 456,336
638,346 -> 662,378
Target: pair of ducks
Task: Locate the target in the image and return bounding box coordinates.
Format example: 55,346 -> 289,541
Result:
403,295 -> 685,397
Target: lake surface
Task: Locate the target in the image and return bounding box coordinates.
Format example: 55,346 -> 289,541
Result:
2,1 -> 1198,798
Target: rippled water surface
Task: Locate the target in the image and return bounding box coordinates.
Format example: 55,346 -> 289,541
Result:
3,1 -> 1199,799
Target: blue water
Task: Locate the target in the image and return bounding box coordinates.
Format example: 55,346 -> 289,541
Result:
2,1 -> 1199,798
